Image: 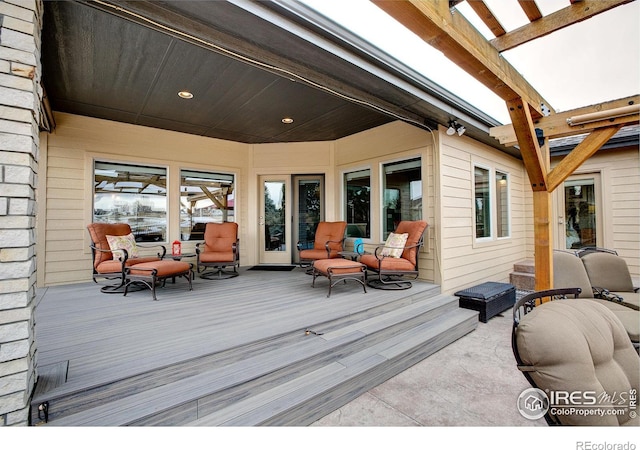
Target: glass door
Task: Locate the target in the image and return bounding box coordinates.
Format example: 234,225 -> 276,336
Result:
293,175 -> 324,264
259,176 -> 291,265
559,174 -> 601,250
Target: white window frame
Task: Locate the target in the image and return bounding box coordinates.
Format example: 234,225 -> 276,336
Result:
472,162 -> 511,244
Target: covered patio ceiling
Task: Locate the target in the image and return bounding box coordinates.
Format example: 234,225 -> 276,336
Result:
41,0 -> 504,150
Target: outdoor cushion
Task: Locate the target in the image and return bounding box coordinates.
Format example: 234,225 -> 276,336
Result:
202,222 -> 238,252
581,252 -> 637,292
106,233 -> 139,260
515,299 -> 639,426
381,232 -> 408,258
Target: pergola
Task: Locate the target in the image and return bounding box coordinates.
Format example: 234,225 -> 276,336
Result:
372,0 -> 639,290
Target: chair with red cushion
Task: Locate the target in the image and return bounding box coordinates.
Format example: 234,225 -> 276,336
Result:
360,220 -> 428,290
87,222 -> 166,293
196,222 -> 240,279
297,221 -> 347,272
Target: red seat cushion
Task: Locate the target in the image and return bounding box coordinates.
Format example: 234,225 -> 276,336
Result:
127,261 -> 191,277
313,259 -> 365,275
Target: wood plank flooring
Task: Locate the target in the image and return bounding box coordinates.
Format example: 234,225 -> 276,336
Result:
32,267 -> 475,425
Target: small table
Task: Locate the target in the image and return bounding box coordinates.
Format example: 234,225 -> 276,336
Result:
168,253 -> 196,261
455,282 -> 516,323
338,251 -> 368,261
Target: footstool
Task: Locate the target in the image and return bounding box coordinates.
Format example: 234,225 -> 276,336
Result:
124,260 -> 193,301
312,259 -> 367,298
455,281 -> 515,323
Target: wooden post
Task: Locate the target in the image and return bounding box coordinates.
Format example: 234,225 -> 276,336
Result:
533,191 -> 553,291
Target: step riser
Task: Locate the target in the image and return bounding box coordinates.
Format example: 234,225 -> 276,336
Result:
129,297 -> 461,426
44,292 -> 477,426
33,287 -> 442,424
265,313 -> 479,426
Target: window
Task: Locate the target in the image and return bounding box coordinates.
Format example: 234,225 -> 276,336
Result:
382,158 -> 422,238
474,166 -> 491,239
496,171 -> 510,238
180,170 -> 234,241
94,161 -> 167,242
474,165 -> 510,241
344,169 -> 371,238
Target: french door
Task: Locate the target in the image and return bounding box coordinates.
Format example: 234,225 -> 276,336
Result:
557,174 -> 601,250
258,175 -> 324,265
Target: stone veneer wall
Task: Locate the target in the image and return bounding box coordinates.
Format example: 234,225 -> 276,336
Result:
0,0 -> 42,426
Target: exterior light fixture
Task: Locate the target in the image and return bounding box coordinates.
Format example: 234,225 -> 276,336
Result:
447,119 -> 465,136
177,91 -> 193,99
281,117 -> 294,124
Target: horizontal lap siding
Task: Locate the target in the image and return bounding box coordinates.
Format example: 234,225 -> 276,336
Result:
335,121 -> 436,283
553,148 -> 639,277
439,132 -> 529,294
45,145 -> 86,285
39,113 -> 249,287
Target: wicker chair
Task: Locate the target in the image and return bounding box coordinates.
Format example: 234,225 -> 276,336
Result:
87,223 -> 166,293
195,222 -> 240,279
297,221 -> 347,272
360,220 -> 428,290
512,289 -> 639,426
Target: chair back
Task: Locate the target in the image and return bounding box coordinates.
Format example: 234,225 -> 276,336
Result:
393,220 -> 428,265
203,222 -> 238,252
87,223 -> 133,268
513,298 -> 639,426
552,250 -> 593,296
313,221 -> 346,252
580,252 -> 635,292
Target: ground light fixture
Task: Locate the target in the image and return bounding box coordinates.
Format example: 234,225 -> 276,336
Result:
178,90 -> 194,99
281,117 -> 294,124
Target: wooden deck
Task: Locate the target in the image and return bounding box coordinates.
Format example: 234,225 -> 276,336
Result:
32,266 -> 478,426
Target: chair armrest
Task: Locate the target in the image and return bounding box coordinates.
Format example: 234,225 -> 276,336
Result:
137,243 -> 166,259
90,244 -> 130,264
323,238 -> 346,255
372,241 -> 422,261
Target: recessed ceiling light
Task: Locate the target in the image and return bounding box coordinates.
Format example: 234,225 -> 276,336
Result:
281,117 -> 294,124
178,91 -> 193,99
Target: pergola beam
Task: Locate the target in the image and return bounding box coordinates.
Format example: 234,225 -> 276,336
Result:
490,95 -> 640,146
466,1 -> 505,37
546,125 -> 622,192
371,0 -> 554,118
491,0 -> 634,52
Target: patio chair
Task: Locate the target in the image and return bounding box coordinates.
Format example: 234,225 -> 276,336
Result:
360,220 -> 428,290
512,290 -> 639,426
579,251 -> 639,310
553,250 -> 639,349
195,222 -> 240,279
297,221 -> 347,271
87,222 -> 166,293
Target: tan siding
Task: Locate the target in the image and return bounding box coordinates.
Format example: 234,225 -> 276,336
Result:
39,112 -> 250,286
439,129 -> 529,294
335,121 -> 436,282
551,147 -> 639,277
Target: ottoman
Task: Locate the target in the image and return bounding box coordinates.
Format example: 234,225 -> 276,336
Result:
312,259 -> 367,298
124,260 -> 193,301
455,281 -> 516,323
